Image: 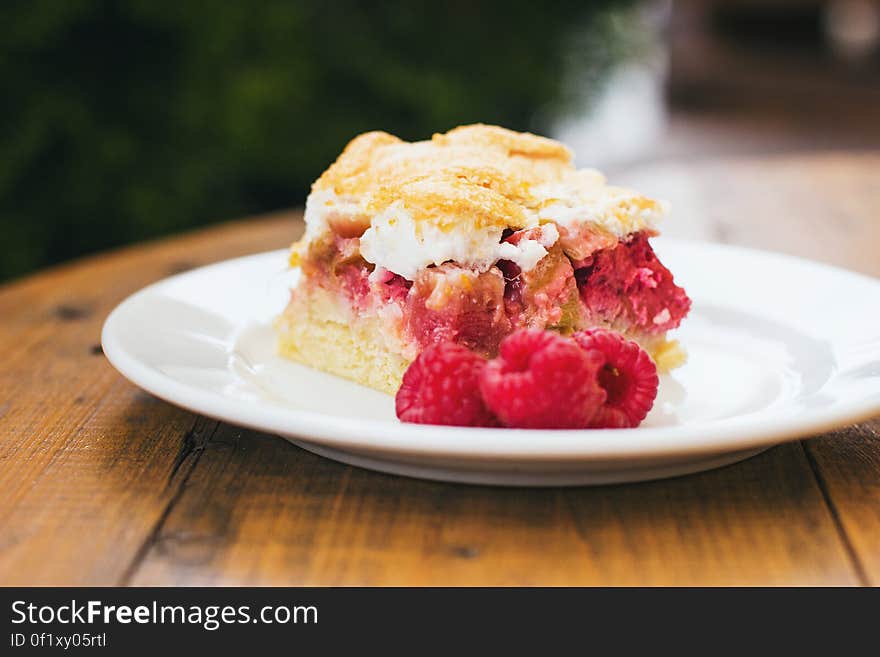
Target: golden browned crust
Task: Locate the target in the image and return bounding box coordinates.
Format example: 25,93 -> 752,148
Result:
308,124 -> 663,236
314,124 -> 572,198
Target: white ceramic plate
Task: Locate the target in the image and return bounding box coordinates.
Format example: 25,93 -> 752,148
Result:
101,239 -> 880,486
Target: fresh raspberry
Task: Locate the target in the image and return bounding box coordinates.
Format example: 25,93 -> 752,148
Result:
479,329 -> 606,429
572,329 -> 658,428
396,343 -> 498,427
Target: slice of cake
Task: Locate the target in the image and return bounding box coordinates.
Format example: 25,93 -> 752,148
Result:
277,124 -> 691,394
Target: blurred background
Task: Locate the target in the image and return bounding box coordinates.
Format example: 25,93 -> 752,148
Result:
2,0 -> 879,282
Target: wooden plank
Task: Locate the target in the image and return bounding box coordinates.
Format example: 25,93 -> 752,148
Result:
803,421 -> 880,586
0,212 -> 300,585
129,424 -> 858,586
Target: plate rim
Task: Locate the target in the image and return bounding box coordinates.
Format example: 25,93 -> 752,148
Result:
101,240 -> 880,461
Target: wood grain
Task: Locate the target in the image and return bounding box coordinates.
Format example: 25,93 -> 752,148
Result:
1,152 -> 878,586
803,421 -> 880,586
129,424 -> 857,586
0,213 -> 299,585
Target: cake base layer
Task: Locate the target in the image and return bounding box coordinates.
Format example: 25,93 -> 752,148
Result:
277,286 -> 686,395
276,292 -> 409,395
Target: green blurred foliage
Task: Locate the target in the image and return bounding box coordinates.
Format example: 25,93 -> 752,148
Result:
0,0 -> 633,281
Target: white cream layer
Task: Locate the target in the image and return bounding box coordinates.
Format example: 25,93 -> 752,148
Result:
301,183 -> 665,281
531,181 -> 666,238
359,203 -> 560,280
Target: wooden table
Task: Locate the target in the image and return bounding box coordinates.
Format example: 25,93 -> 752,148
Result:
2,151 -> 878,586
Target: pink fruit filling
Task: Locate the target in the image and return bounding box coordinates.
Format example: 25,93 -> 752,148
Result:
499,248 -> 580,331
574,233 -> 690,334
294,226 -> 690,357
403,264 -> 510,358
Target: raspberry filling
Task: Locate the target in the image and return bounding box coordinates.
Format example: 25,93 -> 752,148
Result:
499,248 -> 580,332
296,227 -> 689,355
403,264 -> 511,358
574,233 -> 690,334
